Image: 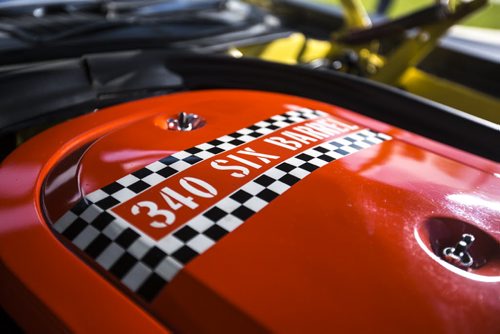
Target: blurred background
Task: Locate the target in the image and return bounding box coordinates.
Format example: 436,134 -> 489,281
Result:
316,0 -> 500,28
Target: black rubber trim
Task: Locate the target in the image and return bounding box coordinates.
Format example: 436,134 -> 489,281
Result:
0,51 -> 497,161
171,55 -> 499,161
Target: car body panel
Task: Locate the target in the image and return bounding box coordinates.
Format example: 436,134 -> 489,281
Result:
0,90 -> 498,332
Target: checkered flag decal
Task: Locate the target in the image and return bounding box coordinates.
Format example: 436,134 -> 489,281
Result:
53,109 -> 391,302
54,108 -> 325,299
149,129 -> 391,297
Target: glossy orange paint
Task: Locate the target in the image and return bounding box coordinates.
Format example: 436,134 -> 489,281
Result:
0,90 -> 498,333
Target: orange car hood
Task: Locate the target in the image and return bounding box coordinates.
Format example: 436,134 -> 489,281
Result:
1,90 -> 499,333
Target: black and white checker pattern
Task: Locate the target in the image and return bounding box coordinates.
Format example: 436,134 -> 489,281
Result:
155,128 -> 392,277
60,128 -> 389,301
53,107 -> 327,301
54,127 -> 391,301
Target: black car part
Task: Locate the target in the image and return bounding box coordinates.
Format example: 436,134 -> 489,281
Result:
0,51 -> 497,162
